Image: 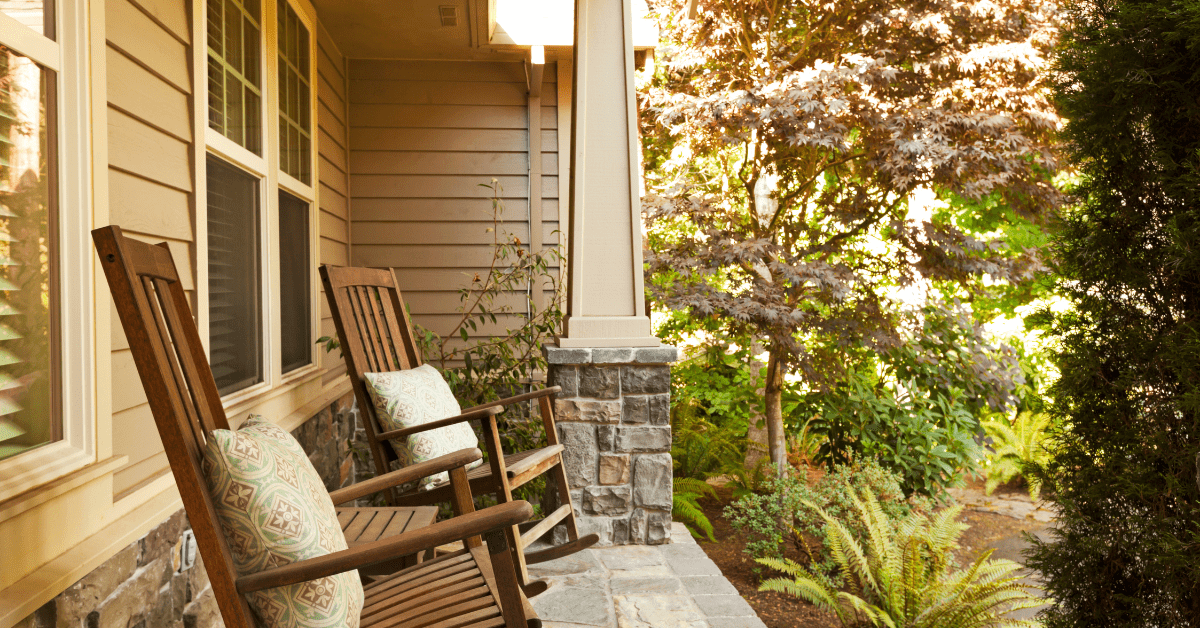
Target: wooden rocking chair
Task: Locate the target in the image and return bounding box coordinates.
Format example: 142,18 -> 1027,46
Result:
93,226 -> 542,628
319,265 -> 598,585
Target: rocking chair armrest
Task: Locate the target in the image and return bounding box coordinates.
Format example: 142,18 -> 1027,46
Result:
459,386 -> 563,414
327,447 -> 483,505
375,405 -> 505,441
235,500 -> 535,594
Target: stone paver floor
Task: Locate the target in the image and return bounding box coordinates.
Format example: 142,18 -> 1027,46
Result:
528,523 -> 766,628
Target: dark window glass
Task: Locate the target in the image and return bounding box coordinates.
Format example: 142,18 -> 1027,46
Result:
207,155 -> 261,395
278,190 -> 309,373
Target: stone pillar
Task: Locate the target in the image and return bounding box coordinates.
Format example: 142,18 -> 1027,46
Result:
546,345 -> 678,545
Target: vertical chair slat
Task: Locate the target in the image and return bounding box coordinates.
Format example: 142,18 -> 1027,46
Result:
142,276 -> 208,449
361,285 -> 390,372
366,286 -> 398,371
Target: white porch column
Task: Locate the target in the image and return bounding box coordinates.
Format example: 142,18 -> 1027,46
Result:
560,0 -> 657,348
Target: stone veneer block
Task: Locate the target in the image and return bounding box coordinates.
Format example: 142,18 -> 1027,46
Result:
621,395 -> 649,423
615,426 -> 672,452
548,366 -> 579,397
592,347 -> 635,363
557,398 -> 621,423
599,453 -> 631,485
579,365 -> 621,398
649,394 -> 671,425
633,454 -> 673,509
621,365 -> 671,394
583,485 -> 633,515
545,347 -> 594,364
558,423 -> 599,486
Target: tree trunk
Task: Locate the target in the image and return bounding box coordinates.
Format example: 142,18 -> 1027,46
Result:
744,338 -> 769,471
764,347 -> 788,477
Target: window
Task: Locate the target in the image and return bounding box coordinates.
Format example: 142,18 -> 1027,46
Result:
207,156 -> 262,395
203,0 -> 314,400
0,45 -> 58,462
208,0 -> 262,154
278,191 -> 309,373
0,0 -> 93,494
277,1 -> 309,184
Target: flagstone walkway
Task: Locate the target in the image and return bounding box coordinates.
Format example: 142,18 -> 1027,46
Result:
528,523 -> 766,628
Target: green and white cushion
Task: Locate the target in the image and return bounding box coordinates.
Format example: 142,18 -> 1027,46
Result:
203,416 -> 363,628
363,364 -> 482,491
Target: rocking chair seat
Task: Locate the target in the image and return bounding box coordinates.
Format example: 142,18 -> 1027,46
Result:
398,445 -> 564,501
362,546 -> 539,628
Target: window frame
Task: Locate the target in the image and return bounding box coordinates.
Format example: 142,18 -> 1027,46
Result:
199,0 -> 319,409
0,0 -> 95,501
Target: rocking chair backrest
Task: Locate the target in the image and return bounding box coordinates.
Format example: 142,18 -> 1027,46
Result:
93,226 -> 258,628
319,265 -> 424,472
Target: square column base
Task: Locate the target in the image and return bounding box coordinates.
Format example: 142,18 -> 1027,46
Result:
544,345 -> 679,545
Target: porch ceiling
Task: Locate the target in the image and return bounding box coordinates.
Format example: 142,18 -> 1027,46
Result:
312,0 -> 486,59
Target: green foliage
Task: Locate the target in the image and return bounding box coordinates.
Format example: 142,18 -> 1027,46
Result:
725,458 -> 926,583
671,404 -> 744,481
663,334 -> 764,435
982,412 -> 1054,501
672,477 -> 717,541
810,304 -> 1015,501
758,488 -> 1043,628
1026,1 -> 1200,624
723,456 -> 773,501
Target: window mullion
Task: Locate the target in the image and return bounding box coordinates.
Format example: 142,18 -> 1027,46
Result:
263,0 -> 281,387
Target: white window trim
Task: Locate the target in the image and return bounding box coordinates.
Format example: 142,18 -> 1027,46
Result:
199,0 -> 321,410
0,0 -> 95,502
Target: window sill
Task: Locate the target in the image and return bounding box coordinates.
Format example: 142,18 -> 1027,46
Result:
0,455 -> 127,521
221,368 -> 344,427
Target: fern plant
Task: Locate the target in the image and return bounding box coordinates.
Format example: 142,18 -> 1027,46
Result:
982,412 -> 1054,501
758,488 -> 1044,628
673,477 -> 717,541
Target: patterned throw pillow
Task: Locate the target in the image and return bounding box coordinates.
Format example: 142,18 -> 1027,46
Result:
203,416 -> 363,628
363,365 -> 482,491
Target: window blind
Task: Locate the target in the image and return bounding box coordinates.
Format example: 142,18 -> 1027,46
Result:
0,46 -> 58,461
206,155 -> 262,395
277,0 -> 310,183
208,0 -> 262,155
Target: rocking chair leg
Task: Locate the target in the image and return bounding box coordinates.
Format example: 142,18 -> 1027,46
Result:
481,415 -> 532,586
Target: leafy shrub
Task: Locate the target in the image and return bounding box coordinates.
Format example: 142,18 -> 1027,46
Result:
671,402 -> 744,481
758,488 -> 1043,628
1026,3 -> 1200,622
725,457 -> 927,583
672,477 -> 717,541
982,411 -> 1054,500
810,303 -> 1017,501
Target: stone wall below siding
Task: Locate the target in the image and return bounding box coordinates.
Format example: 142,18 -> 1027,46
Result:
545,345 -> 678,546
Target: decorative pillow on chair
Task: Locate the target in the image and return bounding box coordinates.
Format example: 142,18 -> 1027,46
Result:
363,364 -> 482,491
203,416 -> 363,628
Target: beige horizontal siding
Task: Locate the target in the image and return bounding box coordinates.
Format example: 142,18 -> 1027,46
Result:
347,59 -> 561,354
105,0 -> 195,496
317,23 -> 351,384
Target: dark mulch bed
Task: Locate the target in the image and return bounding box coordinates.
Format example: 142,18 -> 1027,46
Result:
693,484 -> 840,628
691,478 -> 1041,628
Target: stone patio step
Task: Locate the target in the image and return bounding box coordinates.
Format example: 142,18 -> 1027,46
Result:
528,523 -> 766,628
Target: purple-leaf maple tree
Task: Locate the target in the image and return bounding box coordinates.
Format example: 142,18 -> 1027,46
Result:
641,0 -> 1061,472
